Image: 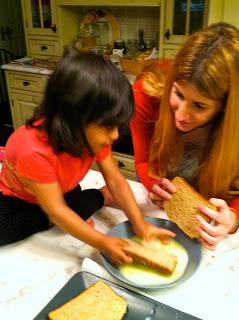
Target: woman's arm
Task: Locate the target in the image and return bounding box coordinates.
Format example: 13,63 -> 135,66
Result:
130,80 -> 158,190
228,196 -> 239,232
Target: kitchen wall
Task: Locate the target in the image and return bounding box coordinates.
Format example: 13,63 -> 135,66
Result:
223,0 -> 239,28
208,0 -> 239,28
73,6 -> 160,46
109,7 -> 160,44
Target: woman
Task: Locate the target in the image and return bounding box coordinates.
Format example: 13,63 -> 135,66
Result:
131,22 -> 239,250
0,47 -> 175,264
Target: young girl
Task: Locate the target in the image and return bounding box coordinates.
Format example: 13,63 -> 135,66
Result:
0,47 -> 174,264
131,22 -> 239,250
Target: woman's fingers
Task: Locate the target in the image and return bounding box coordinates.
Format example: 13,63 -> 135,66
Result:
199,237 -> 218,251
151,183 -> 172,200
198,205 -> 219,221
148,193 -> 164,208
209,198 -> 227,210
151,178 -> 176,201
157,178 -> 177,193
196,214 -> 217,235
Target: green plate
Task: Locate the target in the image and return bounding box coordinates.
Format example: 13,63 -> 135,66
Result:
101,217 -> 201,289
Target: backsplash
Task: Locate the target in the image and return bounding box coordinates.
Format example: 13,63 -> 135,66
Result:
75,6 -> 160,46
111,7 -> 160,43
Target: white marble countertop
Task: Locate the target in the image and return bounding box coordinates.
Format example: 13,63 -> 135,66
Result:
1,58 -> 136,84
1,59 -> 53,75
1,170 -> 238,320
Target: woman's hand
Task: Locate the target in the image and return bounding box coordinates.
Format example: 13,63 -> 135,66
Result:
132,219 -> 176,244
100,235 -> 133,265
197,198 -> 237,250
149,178 -> 176,208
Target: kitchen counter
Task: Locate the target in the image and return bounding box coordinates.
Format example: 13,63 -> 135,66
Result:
1,58 -> 136,84
1,58 -> 54,76
1,170 -> 239,320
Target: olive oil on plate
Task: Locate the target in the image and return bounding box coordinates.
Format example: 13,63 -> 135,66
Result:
118,238 -> 188,286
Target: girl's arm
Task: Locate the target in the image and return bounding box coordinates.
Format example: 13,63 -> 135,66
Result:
20,178 -> 132,264
98,154 -> 175,242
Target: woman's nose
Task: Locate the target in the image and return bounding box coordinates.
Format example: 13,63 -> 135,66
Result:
176,102 -> 190,119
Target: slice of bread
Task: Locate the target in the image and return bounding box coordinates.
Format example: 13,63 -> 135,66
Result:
48,280 -> 127,320
164,177 -> 217,239
124,239 -> 178,275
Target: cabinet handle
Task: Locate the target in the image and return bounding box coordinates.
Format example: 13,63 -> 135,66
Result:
164,29 -> 171,40
51,24 -> 57,33
117,160 -> 126,168
23,81 -> 30,86
41,45 -> 48,50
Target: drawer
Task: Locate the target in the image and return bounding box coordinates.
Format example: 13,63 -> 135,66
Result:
28,38 -> 61,57
119,168 -> 137,181
113,152 -> 135,172
113,152 -> 136,180
92,152 -> 137,181
7,72 -> 48,93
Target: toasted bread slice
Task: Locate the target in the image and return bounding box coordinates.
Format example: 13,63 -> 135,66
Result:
48,280 -> 127,320
164,177 -> 217,238
124,239 -> 178,275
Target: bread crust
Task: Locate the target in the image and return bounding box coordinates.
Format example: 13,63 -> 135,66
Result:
124,239 -> 178,274
48,280 -> 127,320
164,177 -> 217,238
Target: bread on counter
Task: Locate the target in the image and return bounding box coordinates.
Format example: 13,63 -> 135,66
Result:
164,177 -> 217,238
48,280 -> 127,320
124,239 -> 178,275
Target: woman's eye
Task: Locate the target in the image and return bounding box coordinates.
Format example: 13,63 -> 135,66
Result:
175,90 -> 184,99
193,102 -> 205,110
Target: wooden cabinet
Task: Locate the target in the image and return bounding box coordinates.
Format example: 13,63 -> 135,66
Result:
9,93 -> 42,129
159,0 -> 209,58
87,150 -> 137,181
4,70 -> 49,129
112,152 -> 136,181
21,0 -> 61,58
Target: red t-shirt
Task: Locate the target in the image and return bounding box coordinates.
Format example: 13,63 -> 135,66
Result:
0,125 -> 110,203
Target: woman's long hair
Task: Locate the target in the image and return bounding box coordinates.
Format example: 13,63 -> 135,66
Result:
137,58 -> 173,99
149,22 -> 239,199
26,46 -> 134,157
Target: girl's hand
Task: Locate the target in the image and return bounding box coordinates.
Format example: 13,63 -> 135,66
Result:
149,178 -> 176,208
100,235 -> 133,265
197,198 -> 237,250
132,219 -> 176,244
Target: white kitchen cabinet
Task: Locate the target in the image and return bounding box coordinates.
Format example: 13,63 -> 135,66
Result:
160,0 -> 209,58
8,92 -> 42,129
21,0 -> 61,58
4,70 -> 49,129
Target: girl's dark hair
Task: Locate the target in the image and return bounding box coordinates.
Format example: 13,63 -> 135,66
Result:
27,46 -> 134,156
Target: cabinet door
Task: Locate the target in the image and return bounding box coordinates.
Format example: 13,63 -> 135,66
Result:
23,0 -> 58,36
160,0 -> 208,58
9,92 -> 43,129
